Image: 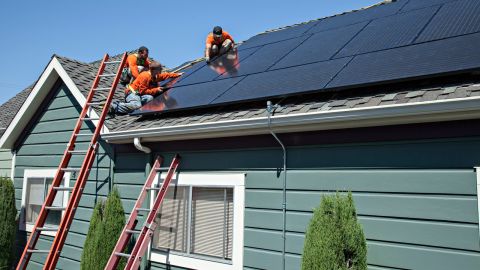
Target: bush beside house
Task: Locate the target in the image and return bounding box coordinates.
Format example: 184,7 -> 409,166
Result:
301,192 -> 367,270
81,188 -> 126,270
0,177 -> 17,269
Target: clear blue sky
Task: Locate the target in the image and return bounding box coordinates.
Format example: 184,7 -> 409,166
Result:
0,0 -> 380,105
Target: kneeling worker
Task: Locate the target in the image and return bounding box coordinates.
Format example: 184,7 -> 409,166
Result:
110,62 -> 182,114
120,46 -> 151,85
205,26 -> 235,63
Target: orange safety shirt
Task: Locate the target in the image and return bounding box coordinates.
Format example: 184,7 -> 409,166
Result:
125,53 -> 151,79
206,31 -> 235,46
125,71 -> 181,96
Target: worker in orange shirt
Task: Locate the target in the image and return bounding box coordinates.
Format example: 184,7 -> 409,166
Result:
120,46 -> 151,85
110,62 -> 182,114
205,26 -> 235,63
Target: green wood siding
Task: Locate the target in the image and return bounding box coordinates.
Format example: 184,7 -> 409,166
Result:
11,81 -> 480,269
0,149 -> 12,177
13,82 -> 114,268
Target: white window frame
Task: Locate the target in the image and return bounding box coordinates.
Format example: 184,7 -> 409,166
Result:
150,172 -> 245,270
20,169 -> 71,236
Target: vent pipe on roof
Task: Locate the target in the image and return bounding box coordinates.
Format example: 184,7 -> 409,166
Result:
267,100 -> 287,270
134,137 -> 151,154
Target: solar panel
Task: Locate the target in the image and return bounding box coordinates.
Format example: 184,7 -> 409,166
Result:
272,22 -> 368,70
415,0 -> 480,43
400,0 -> 458,12
170,47 -> 259,87
335,6 -> 439,58
306,0 -> 406,34
131,77 -> 245,115
328,32 -> 480,88
212,58 -> 351,104
217,36 -> 308,79
132,0 -> 480,116
239,21 -> 317,50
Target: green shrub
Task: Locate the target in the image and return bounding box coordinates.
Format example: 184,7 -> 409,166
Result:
81,188 -> 126,270
81,200 -> 105,270
0,177 -> 17,269
301,192 -> 367,270
103,188 -> 126,269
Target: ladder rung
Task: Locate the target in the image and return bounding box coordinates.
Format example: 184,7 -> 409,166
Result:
87,102 -> 106,106
155,167 -> 171,171
82,117 -> 99,121
75,133 -> 91,137
126,229 -> 141,234
115,252 -> 131,258
146,187 -> 161,191
61,168 -> 81,172
27,249 -> 50,254
104,60 -> 122,64
45,206 -> 66,211
36,227 -> 59,232
135,208 -> 150,212
94,87 -> 111,91
53,186 -> 74,191
68,150 -> 89,154
99,74 -> 117,77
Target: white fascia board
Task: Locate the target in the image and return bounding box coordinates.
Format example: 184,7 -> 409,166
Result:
0,57 -> 107,149
103,95 -> 480,143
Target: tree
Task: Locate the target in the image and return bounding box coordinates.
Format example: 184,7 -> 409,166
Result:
301,192 -> 367,270
102,188 -> 126,269
81,200 -> 105,270
0,177 -> 17,269
81,188 -> 126,270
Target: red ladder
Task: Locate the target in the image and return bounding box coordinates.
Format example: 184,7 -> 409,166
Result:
17,53 -> 128,270
105,154 -> 181,270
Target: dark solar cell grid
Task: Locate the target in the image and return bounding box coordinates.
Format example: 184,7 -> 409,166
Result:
335,6 -> 439,58
213,58 -> 351,104
238,21 -> 317,50
218,36 -> 308,79
306,0 -> 405,34
132,77 -> 244,115
272,22 -> 368,70
328,32 -> 480,88
415,0 -> 480,43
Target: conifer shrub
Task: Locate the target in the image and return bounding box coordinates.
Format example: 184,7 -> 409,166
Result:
0,177 -> 17,269
81,200 -> 104,270
301,192 -> 367,270
103,188 -> 126,269
81,188 -> 126,270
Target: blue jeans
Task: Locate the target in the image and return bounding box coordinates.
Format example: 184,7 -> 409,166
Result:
114,93 -> 153,114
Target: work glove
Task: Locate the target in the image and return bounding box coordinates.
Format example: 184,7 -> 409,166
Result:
205,57 -> 211,64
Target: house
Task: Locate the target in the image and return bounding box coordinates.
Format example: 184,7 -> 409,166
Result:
1,0 -> 480,269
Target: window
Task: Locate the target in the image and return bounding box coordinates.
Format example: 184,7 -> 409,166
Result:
150,173 -> 244,270
21,169 -> 70,236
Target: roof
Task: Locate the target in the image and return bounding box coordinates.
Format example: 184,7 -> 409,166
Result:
3,0 -> 480,147
0,86 -> 33,137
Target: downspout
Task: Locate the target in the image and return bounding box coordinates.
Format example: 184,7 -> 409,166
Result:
134,137 -> 151,154
11,150 -> 16,182
267,101 -> 287,270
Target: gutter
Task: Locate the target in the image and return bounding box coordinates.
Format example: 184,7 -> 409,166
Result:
102,96 -> 480,143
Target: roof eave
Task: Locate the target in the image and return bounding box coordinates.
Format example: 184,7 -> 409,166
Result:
0,57 -> 107,149
102,96 -> 480,144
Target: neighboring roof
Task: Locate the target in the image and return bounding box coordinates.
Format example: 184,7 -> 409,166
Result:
0,86 -> 34,137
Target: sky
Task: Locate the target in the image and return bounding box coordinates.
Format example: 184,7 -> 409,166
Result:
0,0 -> 380,105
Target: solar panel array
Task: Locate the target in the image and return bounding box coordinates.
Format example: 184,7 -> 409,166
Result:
132,0 -> 480,115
